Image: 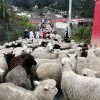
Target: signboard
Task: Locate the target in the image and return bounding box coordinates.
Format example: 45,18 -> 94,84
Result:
91,0 -> 100,47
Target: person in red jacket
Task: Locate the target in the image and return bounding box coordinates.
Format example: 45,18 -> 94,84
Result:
53,30 -> 57,35
42,31 -> 47,38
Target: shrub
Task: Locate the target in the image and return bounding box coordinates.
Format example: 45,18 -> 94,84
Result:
69,25 -> 93,44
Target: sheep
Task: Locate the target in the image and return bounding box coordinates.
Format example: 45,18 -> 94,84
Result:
0,68 -> 4,83
5,55 -> 37,89
31,52 -> 58,59
75,49 -> 100,77
33,42 -> 54,53
86,49 -> 100,66
35,59 -> 60,68
7,54 -> 33,70
36,62 -> 62,87
94,48 -> 100,58
81,68 -> 99,77
5,42 -> 22,48
0,59 -> 8,83
13,47 -> 24,57
61,57 -> 100,100
4,53 -> 15,70
0,79 -> 58,100
35,53 -> 77,87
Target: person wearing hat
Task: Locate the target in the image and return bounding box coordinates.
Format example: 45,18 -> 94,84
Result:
24,29 -> 29,39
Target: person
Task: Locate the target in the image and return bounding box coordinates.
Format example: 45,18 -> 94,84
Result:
64,30 -> 69,40
29,30 -> 34,39
53,30 -> 57,35
24,29 -> 29,39
36,30 -> 40,39
42,31 -> 47,38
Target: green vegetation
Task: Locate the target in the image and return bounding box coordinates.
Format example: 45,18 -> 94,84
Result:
0,1 -> 38,41
70,25 -> 93,44
7,0 -> 95,18
6,14 -> 38,41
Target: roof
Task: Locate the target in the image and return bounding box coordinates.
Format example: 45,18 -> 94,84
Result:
51,18 -> 68,23
29,19 -> 41,24
29,17 -> 93,25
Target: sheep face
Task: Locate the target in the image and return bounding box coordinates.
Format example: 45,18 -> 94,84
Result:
82,68 -> 99,77
46,43 -> 54,52
61,57 -> 71,65
35,79 -> 58,99
24,56 -> 37,67
4,53 -> 15,66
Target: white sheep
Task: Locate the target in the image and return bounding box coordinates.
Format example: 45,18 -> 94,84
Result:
13,47 -> 24,56
31,52 -> 58,59
36,62 -> 62,86
0,79 -> 58,100
87,49 -> 100,66
81,68 -> 99,77
35,59 -> 59,68
34,42 -> 54,53
76,57 -> 100,78
61,57 -> 100,100
0,68 -> 4,83
94,48 -> 100,58
0,57 -> 8,83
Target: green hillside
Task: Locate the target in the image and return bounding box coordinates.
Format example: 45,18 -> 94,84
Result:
6,0 -> 95,18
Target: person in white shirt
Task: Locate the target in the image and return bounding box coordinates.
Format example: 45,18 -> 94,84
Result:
29,30 -> 34,39
36,30 -> 40,39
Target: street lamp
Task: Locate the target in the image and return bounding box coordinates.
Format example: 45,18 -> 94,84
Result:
67,0 -> 72,37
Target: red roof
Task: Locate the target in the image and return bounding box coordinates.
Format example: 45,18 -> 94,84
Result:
72,18 -> 88,21
51,18 -> 68,23
29,19 -> 41,24
29,18 -> 92,25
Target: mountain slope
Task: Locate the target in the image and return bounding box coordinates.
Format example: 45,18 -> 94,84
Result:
7,0 -> 95,18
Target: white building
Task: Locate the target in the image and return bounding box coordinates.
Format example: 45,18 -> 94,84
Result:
16,12 -> 31,18
54,22 -> 67,29
71,20 -> 79,25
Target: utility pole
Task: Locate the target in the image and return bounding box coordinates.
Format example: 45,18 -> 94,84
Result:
67,0 -> 72,37
2,0 -> 5,21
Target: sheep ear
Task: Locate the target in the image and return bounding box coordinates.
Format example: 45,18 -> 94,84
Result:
67,54 -> 70,58
75,55 -> 77,59
43,85 -> 49,91
11,51 -> 13,54
33,80 -> 40,86
94,71 -> 99,75
22,55 -> 24,59
4,53 -> 7,58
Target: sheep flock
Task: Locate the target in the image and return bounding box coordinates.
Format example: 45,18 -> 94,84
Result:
0,33 -> 100,100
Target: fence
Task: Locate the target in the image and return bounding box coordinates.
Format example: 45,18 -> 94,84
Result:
0,23 -> 6,45
54,27 -> 65,37
5,23 -> 36,41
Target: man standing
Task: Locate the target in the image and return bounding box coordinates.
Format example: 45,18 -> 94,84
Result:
36,30 -> 40,39
29,30 -> 34,39
24,29 -> 29,39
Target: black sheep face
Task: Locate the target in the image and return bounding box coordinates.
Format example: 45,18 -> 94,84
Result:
4,53 -> 15,65
24,56 -> 37,67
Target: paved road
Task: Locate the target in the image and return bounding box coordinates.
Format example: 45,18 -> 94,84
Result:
54,91 -> 66,100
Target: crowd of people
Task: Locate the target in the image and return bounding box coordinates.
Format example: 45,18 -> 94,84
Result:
23,29 -> 58,39
24,29 -> 41,39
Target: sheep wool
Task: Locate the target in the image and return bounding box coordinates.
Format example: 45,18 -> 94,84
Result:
0,79 -> 58,100
61,57 -> 100,100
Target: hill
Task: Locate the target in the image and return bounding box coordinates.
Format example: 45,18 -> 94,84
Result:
7,0 -> 95,18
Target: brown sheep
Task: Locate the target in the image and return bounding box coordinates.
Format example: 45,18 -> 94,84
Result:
5,55 -> 37,89
8,54 -> 33,70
